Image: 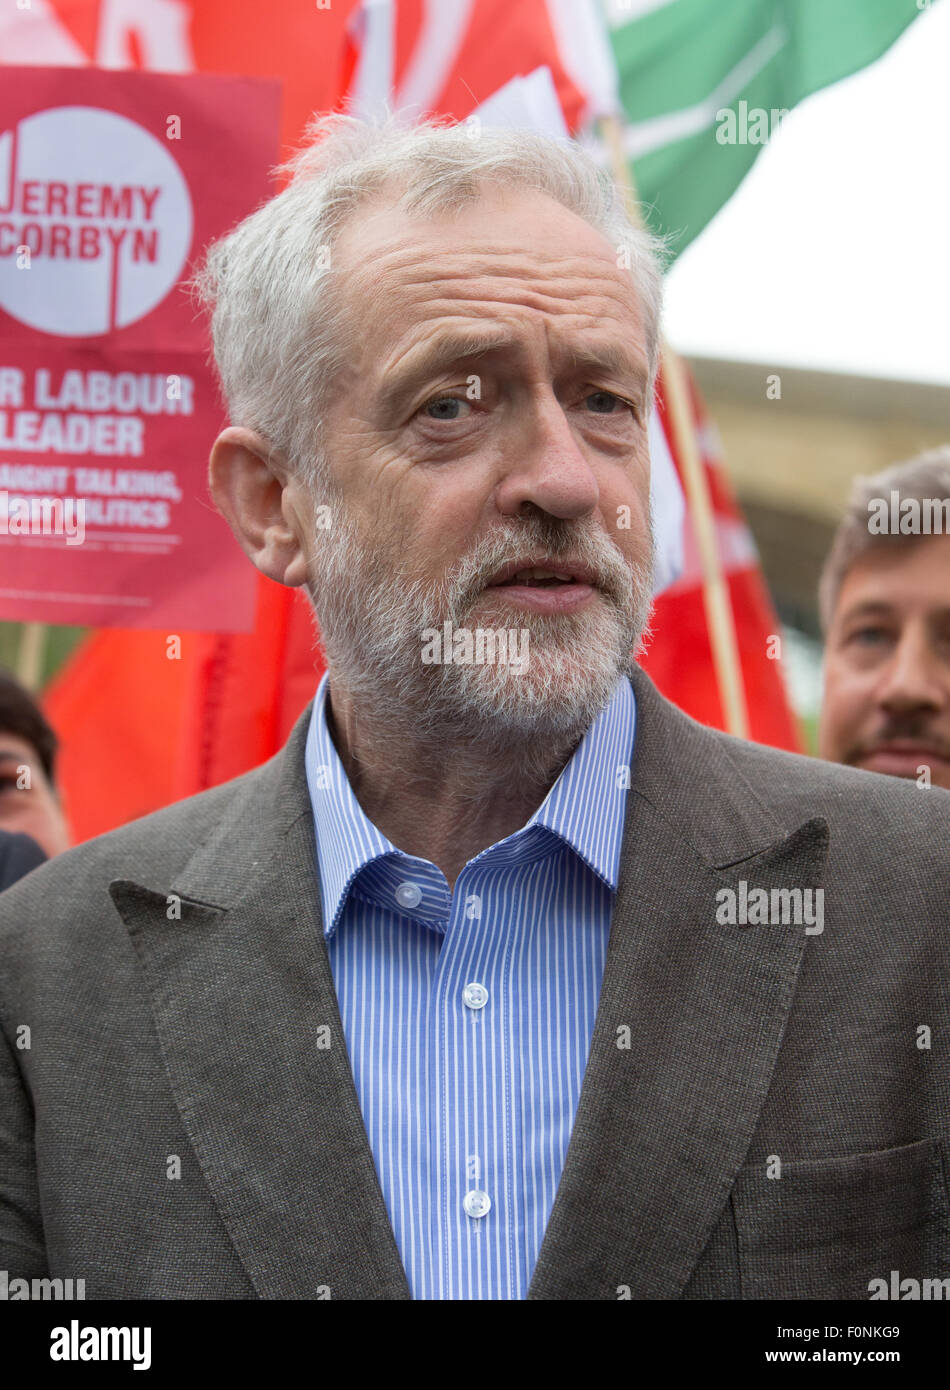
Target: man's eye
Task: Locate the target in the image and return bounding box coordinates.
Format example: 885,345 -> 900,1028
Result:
585,390 -> 628,415
850,626 -> 889,645
422,396 -> 471,421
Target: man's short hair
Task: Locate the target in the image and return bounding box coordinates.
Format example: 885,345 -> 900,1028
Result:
818,445 -> 950,633
193,114 -> 666,492
0,669 -> 58,786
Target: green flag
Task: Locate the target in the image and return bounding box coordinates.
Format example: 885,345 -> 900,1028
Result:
607,0 -> 924,256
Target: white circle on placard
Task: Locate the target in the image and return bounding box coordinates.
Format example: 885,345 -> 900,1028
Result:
0,105 -> 193,336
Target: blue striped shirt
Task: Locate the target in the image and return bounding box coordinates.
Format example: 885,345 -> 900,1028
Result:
305,672 -> 636,1299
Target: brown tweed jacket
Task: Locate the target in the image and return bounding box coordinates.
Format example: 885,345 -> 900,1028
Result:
1,663 -> 948,1299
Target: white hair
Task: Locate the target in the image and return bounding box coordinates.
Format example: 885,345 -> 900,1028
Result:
193,113 -> 666,490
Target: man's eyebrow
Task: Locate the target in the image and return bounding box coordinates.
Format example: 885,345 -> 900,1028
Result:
840,599 -> 950,632
376,330 -> 649,415
377,328 -> 516,413
840,600 -> 895,622
567,342 -> 648,391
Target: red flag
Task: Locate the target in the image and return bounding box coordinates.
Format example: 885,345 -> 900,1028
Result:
44,579 -> 322,843
643,375 -> 800,751
385,0 -> 587,130
17,0 -> 361,153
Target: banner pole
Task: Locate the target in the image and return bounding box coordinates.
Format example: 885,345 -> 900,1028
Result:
598,115 -> 749,739
17,621 -> 49,692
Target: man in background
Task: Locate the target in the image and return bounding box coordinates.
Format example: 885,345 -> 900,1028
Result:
818,447 -> 950,790
0,670 -> 70,857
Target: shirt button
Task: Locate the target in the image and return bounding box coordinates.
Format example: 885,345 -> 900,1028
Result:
462,982 -> 489,1010
394,881 -> 422,910
463,1190 -> 492,1219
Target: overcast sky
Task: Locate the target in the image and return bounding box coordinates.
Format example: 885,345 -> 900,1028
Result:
663,0 -> 950,385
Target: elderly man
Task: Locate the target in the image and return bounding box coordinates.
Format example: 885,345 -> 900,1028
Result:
1,118 -> 948,1302
819,448 -> 950,790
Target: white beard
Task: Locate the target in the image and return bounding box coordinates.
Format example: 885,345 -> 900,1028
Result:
306,502 -> 654,789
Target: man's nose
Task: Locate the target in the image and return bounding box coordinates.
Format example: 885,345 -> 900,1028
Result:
494,390 -> 601,521
877,626 -> 947,716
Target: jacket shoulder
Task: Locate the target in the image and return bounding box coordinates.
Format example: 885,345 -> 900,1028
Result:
0,755 -> 274,943
711,726 -> 950,837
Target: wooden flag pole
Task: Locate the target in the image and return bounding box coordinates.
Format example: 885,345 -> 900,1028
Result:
598,115 -> 750,739
17,622 -> 49,692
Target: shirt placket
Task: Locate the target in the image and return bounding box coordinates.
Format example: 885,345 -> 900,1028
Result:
428,860 -> 517,1300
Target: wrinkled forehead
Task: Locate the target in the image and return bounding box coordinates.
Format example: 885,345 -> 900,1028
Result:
335,183 -> 622,266
331,186 -> 647,378
839,536 -> 950,613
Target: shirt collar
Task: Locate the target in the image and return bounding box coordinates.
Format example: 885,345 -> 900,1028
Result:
305,672 -> 636,937
530,673 -> 635,886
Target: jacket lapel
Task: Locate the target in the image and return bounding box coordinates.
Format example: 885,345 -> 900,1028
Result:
109,707 -> 411,1301
527,664 -> 828,1299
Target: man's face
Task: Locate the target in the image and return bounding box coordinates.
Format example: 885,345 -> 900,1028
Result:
302,185 -> 655,743
0,733 -> 69,857
819,536 -> 950,789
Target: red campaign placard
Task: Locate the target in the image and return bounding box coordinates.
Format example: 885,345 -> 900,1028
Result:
0,66 -> 281,630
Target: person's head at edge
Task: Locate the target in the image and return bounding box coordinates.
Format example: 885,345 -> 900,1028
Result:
818,447 -> 950,790
0,669 -> 70,857
196,116 -> 662,837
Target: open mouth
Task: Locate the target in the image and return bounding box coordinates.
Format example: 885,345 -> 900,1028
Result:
483,563 -> 598,612
487,564 -> 596,589
498,573 -> 576,588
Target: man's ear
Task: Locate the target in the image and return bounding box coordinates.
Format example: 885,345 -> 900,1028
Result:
209,426 -> 311,588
